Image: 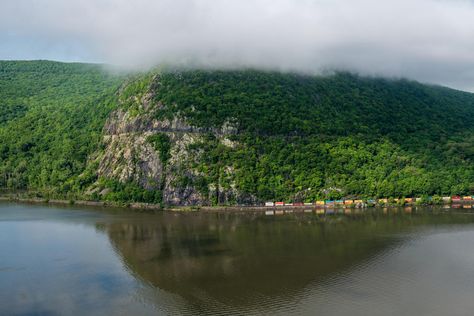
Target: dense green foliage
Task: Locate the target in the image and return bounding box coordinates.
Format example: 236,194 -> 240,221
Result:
98,178 -> 162,204
155,70 -> 474,201
147,133 -> 171,165
0,61 -> 122,197
1,62 -> 473,203
156,71 -> 474,140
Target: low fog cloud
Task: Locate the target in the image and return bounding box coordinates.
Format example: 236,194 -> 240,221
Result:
2,0 -> 474,90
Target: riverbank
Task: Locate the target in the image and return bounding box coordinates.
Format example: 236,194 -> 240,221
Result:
0,196 -> 164,211
1,195 -> 474,213
0,195 -> 299,212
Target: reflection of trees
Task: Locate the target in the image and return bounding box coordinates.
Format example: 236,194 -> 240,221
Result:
98,209 -> 474,311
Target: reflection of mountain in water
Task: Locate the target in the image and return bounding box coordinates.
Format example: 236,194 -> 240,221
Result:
99,209 -> 474,314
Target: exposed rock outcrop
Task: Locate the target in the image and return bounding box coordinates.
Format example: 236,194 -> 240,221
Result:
94,77 -> 255,206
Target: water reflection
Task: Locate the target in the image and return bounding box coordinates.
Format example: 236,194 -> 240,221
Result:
99,208 -> 474,314
3,203 -> 474,315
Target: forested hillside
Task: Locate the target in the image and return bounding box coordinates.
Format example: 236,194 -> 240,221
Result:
0,61 -> 473,205
0,61 -> 122,193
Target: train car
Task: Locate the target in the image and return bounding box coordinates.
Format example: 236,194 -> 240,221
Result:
275,202 -> 285,206
344,200 -> 354,205
265,202 -> 275,207
325,200 -> 335,206
442,197 -> 451,203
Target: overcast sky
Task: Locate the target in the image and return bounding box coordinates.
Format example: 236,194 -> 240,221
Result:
1,0 -> 474,91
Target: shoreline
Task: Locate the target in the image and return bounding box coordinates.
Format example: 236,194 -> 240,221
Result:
0,196 -> 165,211
1,195 -> 474,213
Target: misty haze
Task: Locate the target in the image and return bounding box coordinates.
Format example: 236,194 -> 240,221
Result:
3,0 -> 474,90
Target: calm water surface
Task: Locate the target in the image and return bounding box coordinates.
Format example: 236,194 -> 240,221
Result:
2,202 -> 474,315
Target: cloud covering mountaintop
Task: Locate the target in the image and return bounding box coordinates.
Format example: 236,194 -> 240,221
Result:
2,0 -> 474,91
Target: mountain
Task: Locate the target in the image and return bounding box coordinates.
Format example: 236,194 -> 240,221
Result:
1,61 -> 473,205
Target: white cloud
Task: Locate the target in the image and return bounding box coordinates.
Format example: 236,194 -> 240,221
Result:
2,0 -> 474,90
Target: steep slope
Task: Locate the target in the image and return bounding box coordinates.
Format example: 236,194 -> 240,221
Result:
91,70 -> 474,205
1,61 -> 473,205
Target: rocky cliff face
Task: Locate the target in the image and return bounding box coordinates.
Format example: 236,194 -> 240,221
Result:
93,76 -> 255,206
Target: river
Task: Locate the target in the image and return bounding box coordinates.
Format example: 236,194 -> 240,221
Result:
2,202 -> 474,315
